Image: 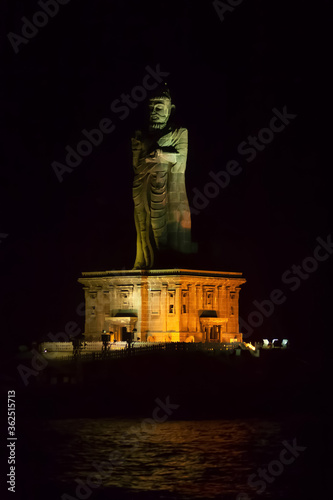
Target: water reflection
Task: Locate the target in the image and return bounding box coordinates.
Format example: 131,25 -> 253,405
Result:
41,418 -> 289,498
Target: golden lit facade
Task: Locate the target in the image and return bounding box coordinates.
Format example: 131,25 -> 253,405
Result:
78,269 -> 246,343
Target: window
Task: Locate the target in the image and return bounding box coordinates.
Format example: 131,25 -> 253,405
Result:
120,288 -> 133,309
182,291 -> 188,314
121,292 -> 129,308
168,291 -> 175,314
205,290 -> 214,308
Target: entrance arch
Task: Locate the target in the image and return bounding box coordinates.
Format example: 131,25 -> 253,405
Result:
185,336 -> 194,343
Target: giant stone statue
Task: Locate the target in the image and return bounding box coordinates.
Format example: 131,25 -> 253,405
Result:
131,86 -> 196,269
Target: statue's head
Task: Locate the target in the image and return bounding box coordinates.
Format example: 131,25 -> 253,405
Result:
148,85 -> 175,130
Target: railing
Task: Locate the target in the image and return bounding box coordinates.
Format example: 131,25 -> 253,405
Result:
49,342 -> 243,362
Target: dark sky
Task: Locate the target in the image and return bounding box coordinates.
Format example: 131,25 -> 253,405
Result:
0,0 -> 331,350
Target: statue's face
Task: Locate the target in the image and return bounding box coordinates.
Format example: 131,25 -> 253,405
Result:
148,97 -> 172,129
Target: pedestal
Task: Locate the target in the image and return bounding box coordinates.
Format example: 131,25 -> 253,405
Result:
78,269 -> 246,343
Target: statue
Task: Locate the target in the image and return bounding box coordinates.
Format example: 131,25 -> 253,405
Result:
131,86 -> 197,269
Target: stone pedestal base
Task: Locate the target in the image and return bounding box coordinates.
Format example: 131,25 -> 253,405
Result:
78,269 -> 246,343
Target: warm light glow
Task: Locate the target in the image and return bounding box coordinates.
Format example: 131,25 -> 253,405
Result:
180,219 -> 191,229
78,269 -> 246,343
185,336 -> 195,343
244,342 -> 256,351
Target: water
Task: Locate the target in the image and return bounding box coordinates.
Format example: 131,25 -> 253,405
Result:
20,414 -> 326,500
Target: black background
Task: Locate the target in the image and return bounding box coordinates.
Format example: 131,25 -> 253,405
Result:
0,0 -> 331,352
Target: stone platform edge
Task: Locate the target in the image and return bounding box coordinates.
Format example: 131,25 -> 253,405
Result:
81,268 -> 244,279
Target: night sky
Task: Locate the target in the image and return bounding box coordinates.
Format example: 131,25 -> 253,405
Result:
1,0 -> 331,351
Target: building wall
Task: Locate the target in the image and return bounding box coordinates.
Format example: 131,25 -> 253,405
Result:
78,270 -> 246,343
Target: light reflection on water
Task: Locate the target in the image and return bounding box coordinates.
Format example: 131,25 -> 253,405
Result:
41,418 -> 295,498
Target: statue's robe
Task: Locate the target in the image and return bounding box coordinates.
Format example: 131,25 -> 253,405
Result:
131,126 -> 195,269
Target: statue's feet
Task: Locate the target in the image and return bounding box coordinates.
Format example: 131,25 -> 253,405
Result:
133,250 -> 153,270
132,262 -> 147,270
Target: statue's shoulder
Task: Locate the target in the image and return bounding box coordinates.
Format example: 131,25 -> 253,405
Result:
169,127 -> 188,139
174,126 -> 187,134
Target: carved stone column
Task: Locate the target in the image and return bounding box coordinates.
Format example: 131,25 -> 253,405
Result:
195,284 -> 201,333
235,286 -> 241,333
162,283 -> 168,335
225,285 -> 230,333
82,286 -> 90,334
188,284 -> 195,333
138,278 -> 149,340
228,288 -> 236,334
175,283 -> 181,340
213,285 -> 218,312
217,285 -> 223,317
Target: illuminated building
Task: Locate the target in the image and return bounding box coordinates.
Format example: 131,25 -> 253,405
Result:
78,268 -> 245,343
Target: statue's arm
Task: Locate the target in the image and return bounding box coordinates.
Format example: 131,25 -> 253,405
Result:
154,128 -> 188,170
131,131 -> 143,169
132,128 -> 188,171
169,128 -> 188,173
131,130 -> 161,168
